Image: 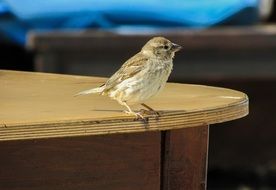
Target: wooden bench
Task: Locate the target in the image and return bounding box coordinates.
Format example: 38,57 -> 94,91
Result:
0,70 -> 248,190
27,25 -> 276,80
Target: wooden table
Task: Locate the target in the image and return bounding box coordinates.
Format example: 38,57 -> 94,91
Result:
27,26 -> 275,173
0,70 -> 248,190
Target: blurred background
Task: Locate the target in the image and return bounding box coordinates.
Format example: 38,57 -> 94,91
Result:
1,0 -> 276,189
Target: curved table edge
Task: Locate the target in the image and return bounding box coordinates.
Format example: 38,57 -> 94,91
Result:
0,97 -> 249,141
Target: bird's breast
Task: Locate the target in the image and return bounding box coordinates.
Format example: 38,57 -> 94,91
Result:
135,59 -> 173,98
147,59 -> 173,79
109,59 -> 173,104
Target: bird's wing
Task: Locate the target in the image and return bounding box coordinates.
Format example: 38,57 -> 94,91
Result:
103,53 -> 149,92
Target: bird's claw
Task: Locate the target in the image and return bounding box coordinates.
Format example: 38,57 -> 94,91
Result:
139,109 -> 160,119
123,110 -> 148,122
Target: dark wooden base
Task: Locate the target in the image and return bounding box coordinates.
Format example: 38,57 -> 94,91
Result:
0,125 -> 209,190
162,125 -> 209,190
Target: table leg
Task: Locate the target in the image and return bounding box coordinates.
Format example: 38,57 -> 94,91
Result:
161,125 -> 209,190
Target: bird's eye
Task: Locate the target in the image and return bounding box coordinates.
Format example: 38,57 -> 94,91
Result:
164,45 -> 169,50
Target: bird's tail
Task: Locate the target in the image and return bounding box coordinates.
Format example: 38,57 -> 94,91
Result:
74,86 -> 104,97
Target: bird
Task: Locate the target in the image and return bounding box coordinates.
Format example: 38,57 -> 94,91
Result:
75,37 -> 182,120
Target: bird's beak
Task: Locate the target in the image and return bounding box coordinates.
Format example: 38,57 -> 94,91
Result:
172,43 -> 182,52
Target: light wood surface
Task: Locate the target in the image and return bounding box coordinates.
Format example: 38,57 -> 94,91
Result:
0,70 -> 248,141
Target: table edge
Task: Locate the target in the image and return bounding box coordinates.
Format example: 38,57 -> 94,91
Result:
0,97 -> 248,141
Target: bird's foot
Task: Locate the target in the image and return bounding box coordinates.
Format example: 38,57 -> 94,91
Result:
140,103 -> 160,119
123,110 -> 148,122
139,109 -> 160,119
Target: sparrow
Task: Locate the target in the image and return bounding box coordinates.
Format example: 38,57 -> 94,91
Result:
75,37 -> 182,120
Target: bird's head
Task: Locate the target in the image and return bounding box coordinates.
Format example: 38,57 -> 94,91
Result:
141,37 -> 182,60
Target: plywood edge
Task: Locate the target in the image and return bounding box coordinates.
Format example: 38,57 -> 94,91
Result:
0,98 -> 248,141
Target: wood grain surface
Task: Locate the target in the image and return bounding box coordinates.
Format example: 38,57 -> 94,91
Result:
0,70 -> 248,141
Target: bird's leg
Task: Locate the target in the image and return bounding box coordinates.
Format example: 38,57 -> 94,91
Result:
122,102 -> 145,120
140,103 -> 160,117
